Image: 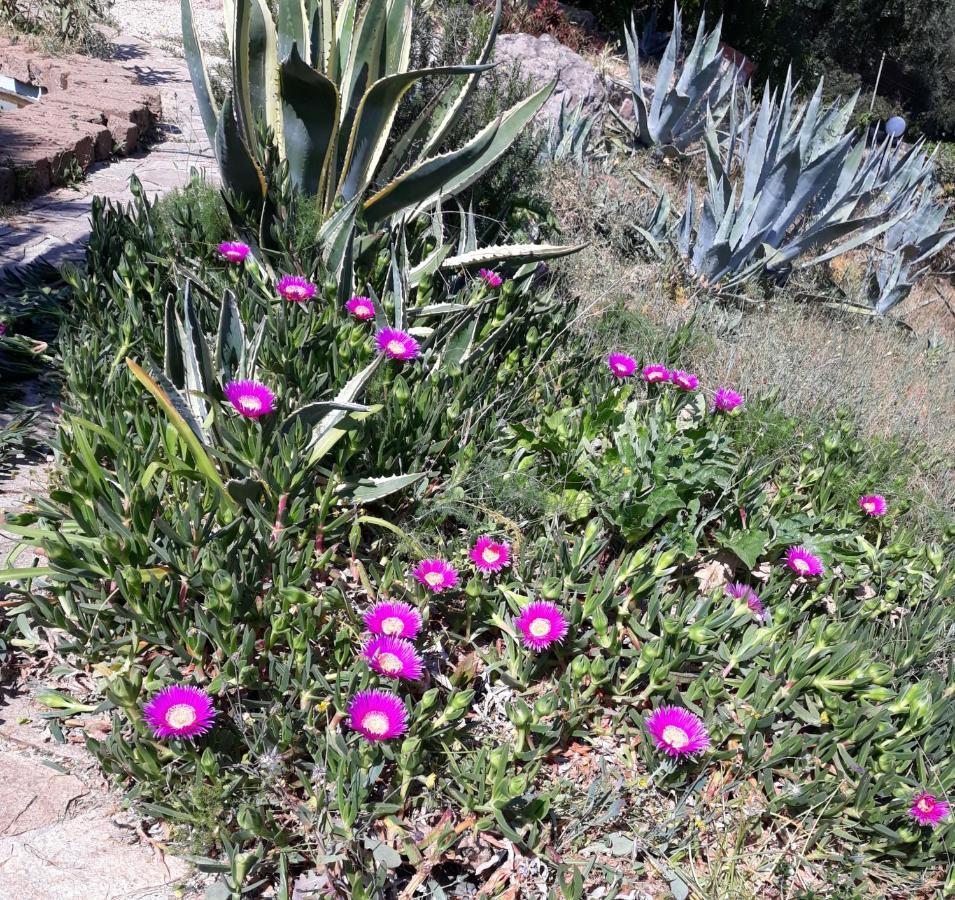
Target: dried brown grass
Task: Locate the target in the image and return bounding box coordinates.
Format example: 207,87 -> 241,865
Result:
542,158 -> 955,520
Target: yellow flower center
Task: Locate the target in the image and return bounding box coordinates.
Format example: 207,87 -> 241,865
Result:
863,501 -> 876,513
355,304 -> 370,317
529,617 -> 551,638
287,286 -> 306,299
387,339 -> 406,356
918,797 -> 933,812
482,547 -> 500,563
424,571 -> 444,587
166,703 -> 198,730
662,725 -> 690,749
377,652 -> 402,674
381,616 -> 404,636
239,395 -> 262,411
793,558 -> 810,574
361,712 -> 390,736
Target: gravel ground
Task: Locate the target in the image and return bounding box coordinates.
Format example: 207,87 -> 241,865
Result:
111,0 -> 223,54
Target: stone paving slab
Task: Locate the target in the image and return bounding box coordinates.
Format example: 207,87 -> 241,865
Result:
0,751 -> 89,837
0,686 -> 193,899
0,806 -> 190,899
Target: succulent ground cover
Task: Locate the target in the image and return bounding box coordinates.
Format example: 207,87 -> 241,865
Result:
0,1 -> 953,898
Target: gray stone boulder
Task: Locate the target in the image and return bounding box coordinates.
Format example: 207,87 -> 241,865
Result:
493,32 -> 606,127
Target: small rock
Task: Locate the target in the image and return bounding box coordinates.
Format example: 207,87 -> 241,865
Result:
493,32 -> 607,127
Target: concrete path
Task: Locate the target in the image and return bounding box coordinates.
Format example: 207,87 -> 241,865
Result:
0,685 -> 193,898
0,28 -> 216,274
1,7 -> 221,896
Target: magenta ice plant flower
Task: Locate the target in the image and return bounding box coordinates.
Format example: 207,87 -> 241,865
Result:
641,364 -> 671,384
412,559 -> 459,593
363,600 -> 423,640
348,690 -> 408,742
276,275 -> 317,302
218,241 -> 250,263
670,370 -> 699,390
143,685 -> 216,740
470,535 -> 511,573
515,601 -> 568,652
362,635 -> 423,681
859,494 -> 887,516
376,328 -> 420,361
224,380 -> 276,418
785,546 -> 825,577
645,706 -> 710,758
909,792 -> 950,828
713,387 -> 743,412
725,583 -> 767,622
607,353 -> 637,379
346,296 -> 375,320
478,268 -> 503,287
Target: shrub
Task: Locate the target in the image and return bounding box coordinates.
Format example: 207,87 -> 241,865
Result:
0,175 -> 576,889
0,0 -> 113,56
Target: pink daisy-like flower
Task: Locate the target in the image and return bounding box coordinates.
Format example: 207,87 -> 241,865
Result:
645,705 -> 710,758
363,600 -> 422,640
859,494 -> 887,517
347,690 -> 408,742
725,583 -> 767,622
412,559 -> 459,593
143,685 -> 216,740
470,535 -> 511,573
346,296 -> 375,320
713,387 -> 743,412
785,546 -> 825,577
218,241 -> 250,264
608,353 -> 637,379
670,370 -> 699,391
376,328 -> 420,361
909,792 -> 950,828
515,601 -> 569,652
478,268 -> 503,288
642,364 -> 671,384
276,275 -> 317,302
224,380 -> 276,418
362,635 -> 423,681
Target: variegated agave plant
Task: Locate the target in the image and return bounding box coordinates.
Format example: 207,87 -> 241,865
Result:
180,0 -> 580,270
616,3 -> 739,153
674,74 -> 942,290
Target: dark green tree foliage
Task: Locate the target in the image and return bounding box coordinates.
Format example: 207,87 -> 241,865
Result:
581,0 -> 955,138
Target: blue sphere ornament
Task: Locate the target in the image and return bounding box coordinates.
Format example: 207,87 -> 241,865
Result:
885,116 -> 906,138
